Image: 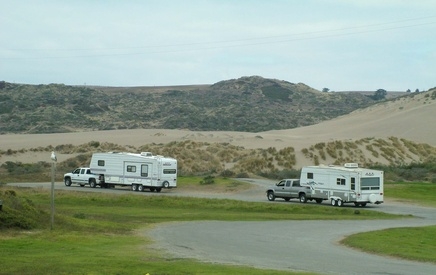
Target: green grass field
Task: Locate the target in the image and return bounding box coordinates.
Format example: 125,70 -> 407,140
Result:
0,180 -> 435,274
341,226 -> 436,263
385,182 -> 436,207
340,182 -> 436,264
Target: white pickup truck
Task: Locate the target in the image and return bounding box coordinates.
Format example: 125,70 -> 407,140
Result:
64,167 -> 99,188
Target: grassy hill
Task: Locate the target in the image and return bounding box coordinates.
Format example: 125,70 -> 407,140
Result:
0,76 -> 378,134
1,77 -> 435,181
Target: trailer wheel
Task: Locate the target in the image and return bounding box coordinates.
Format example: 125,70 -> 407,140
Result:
299,193 -> 307,203
138,185 -> 144,192
89,179 -> 96,188
331,199 -> 337,206
131,184 -> 137,191
64,178 -> 72,186
267,191 -> 275,201
337,200 -> 343,207
163,181 -> 170,188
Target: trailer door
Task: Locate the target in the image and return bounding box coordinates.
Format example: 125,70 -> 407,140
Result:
351,176 -> 358,201
141,163 -> 153,186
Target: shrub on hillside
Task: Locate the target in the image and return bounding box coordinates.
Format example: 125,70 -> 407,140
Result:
200,175 -> 215,185
0,189 -> 47,229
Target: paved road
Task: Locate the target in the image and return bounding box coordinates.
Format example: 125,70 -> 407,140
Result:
8,180 -> 436,274
147,179 -> 436,275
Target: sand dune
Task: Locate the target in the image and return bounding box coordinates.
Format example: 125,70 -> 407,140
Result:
266,92 -> 435,148
0,92 -> 434,165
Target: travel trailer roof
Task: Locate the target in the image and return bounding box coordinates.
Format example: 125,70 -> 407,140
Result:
304,163 -> 381,173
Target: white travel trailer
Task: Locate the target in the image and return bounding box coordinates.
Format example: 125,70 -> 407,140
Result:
90,152 -> 177,192
300,163 -> 383,207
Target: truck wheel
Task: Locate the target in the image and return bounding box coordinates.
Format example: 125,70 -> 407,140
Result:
315,198 -> 323,204
64,178 -> 72,187
138,185 -> 144,192
337,200 -> 343,207
267,191 -> 275,201
331,199 -> 337,206
131,184 -> 137,191
89,179 -> 96,188
299,193 -> 307,203
163,181 -> 170,188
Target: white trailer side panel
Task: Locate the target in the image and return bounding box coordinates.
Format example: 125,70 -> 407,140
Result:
90,152 -> 177,189
300,165 -> 383,205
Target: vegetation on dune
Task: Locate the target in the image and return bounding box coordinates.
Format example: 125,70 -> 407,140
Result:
1,136 -> 435,183
301,137 -> 436,179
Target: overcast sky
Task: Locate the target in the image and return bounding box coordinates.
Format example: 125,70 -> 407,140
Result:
1,0 -> 435,91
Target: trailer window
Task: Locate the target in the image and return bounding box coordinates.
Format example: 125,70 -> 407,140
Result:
351,177 -> 355,190
126,165 -> 136,172
336,178 -> 345,185
98,160 -> 105,166
307,173 -> 313,179
163,169 -> 176,174
141,165 -> 148,177
361,177 -> 380,190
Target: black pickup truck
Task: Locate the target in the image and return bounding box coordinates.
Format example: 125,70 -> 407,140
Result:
266,179 -> 322,204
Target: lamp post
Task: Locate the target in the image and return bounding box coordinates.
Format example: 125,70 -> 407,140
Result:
50,151 -> 57,230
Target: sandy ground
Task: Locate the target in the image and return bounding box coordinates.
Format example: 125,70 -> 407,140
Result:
1,92 -> 435,164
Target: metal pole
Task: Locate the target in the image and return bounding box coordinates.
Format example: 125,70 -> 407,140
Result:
51,162 -> 55,230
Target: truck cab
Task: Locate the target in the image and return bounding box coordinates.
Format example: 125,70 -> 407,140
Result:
266,179 -> 318,203
64,167 -> 98,188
